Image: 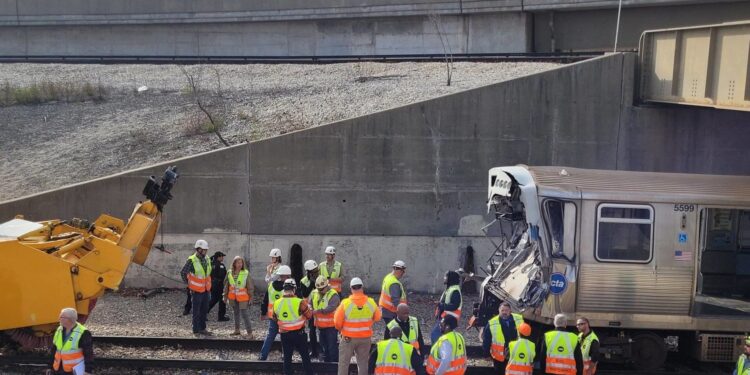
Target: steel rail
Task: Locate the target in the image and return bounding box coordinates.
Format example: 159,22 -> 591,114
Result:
0,52 -> 604,65
0,355 -> 728,375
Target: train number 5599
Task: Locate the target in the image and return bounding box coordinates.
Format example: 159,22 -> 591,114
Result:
674,204 -> 695,212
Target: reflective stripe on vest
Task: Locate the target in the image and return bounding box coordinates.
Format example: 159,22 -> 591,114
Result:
440,285 -> 463,319
506,338 -> 536,375
488,316 -> 508,362
52,323 -> 87,373
274,297 -> 306,332
341,297 -> 377,338
320,260 -> 342,292
386,316 -> 421,352
187,254 -> 212,293
426,331 -> 467,375
375,339 -> 416,375
267,282 -> 284,318
737,354 -> 749,375
379,273 -> 406,313
227,269 -> 250,302
578,331 -> 599,375
312,288 -> 338,328
545,331 -> 579,375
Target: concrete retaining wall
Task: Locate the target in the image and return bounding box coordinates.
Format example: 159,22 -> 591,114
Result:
2,53 -> 750,291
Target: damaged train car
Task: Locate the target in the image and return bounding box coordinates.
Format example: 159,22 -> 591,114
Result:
475,165 -> 750,370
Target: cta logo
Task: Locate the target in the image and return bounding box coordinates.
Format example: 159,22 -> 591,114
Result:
549,273 -> 567,295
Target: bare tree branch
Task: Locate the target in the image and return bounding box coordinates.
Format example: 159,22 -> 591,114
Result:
429,12 -> 454,86
179,65 -> 230,147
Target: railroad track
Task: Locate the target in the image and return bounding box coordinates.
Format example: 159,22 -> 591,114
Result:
0,335 -> 729,374
0,52 -> 604,65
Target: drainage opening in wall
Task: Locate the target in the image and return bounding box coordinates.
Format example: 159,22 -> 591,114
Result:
462,246 -> 478,295
290,244 -> 303,282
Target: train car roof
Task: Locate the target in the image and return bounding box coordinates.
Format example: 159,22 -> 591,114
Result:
518,166 -> 750,206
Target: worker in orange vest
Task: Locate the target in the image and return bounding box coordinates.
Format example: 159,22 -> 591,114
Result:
47,308 -> 93,375
311,275 -> 341,362
180,239 -> 212,335
334,277 -> 381,375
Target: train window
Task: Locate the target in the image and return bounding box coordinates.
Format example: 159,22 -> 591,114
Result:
544,200 -> 577,260
596,204 -> 653,263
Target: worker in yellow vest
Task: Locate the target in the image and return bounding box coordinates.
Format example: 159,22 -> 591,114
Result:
320,245 -> 344,293
506,323 -> 535,375
273,278 -> 313,375
426,315 -> 467,375
311,275 -> 341,362
260,264 -> 292,360
180,239 -> 212,335
482,302 -> 525,374
539,314 -> 582,375
431,270 -> 462,344
734,336 -> 750,375
223,256 -> 252,336
379,260 -> 407,326
47,308 -> 93,375
299,260 -> 321,358
370,325 -> 423,375
576,317 -> 599,375
386,303 -> 425,358
334,277 -> 381,375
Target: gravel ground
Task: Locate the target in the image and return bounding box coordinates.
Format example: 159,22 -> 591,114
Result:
0,62 -> 559,201
85,288 -> 484,345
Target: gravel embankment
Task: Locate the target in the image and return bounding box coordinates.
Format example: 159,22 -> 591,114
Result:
0,62 -> 559,201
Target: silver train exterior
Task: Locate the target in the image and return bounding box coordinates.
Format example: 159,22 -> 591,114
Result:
479,165 -> 750,367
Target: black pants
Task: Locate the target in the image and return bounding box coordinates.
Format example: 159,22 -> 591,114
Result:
280,330 -> 313,375
307,319 -> 318,357
207,284 -> 227,319
493,359 -> 507,375
183,287 -> 192,313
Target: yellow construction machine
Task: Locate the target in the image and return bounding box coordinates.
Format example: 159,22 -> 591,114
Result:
0,166 -> 178,348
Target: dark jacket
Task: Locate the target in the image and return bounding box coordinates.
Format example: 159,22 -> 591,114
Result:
481,315 -> 519,357
436,271 -> 462,319
368,340 -> 425,375
537,328 -> 583,375
210,256 -> 227,284
49,329 -> 94,374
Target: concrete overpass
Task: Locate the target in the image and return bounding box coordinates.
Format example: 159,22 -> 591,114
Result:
1,0 -> 749,56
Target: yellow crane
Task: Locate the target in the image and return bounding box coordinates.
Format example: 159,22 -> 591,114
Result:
0,166 -> 178,348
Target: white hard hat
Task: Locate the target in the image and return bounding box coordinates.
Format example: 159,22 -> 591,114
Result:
283,278 -> 296,289
350,277 -> 363,287
325,246 -> 336,255
315,275 -> 329,289
276,265 -> 292,276
304,260 -> 318,271
269,248 -> 281,257
392,260 -> 406,269
195,239 -> 209,250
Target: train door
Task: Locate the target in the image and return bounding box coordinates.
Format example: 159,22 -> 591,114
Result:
695,207 -> 750,317
540,198 -> 579,315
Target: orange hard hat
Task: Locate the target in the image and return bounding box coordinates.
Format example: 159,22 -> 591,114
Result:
518,322 -> 532,337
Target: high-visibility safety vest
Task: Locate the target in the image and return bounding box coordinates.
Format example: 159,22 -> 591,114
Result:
737,354 -> 749,375
340,297 -> 378,338
506,338 -> 536,375
379,273 -> 407,313
426,331 -> 467,375
440,285 -> 462,319
274,296 -> 306,332
227,270 -> 250,302
375,338 -> 417,375
487,313 -> 525,362
311,288 -> 338,328
52,323 -> 87,373
578,331 -> 599,375
320,260 -> 343,292
544,330 -> 579,375
387,316 -> 421,352
187,254 -> 212,293
267,282 -> 284,318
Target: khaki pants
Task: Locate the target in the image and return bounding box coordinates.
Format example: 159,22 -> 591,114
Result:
337,336 -> 371,375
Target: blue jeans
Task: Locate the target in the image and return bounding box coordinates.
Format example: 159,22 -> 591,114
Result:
318,327 -> 339,362
191,291 -> 209,333
260,319 -> 279,360
430,317 -> 442,344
